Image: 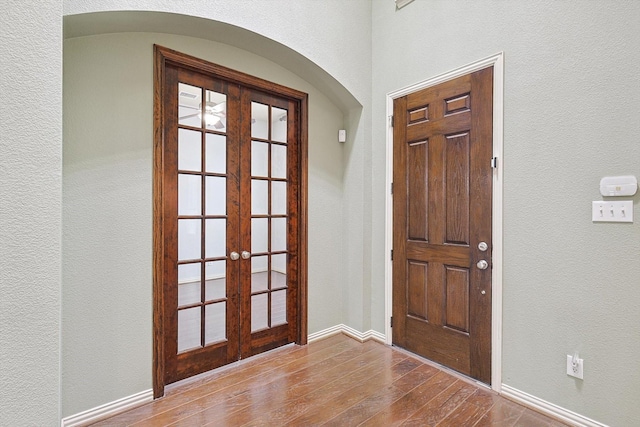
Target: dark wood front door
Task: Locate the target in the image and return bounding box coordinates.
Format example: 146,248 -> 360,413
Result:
392,67 -> 493,384
153,46 -> 308,397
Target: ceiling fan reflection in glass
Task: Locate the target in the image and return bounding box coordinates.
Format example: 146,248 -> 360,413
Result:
177,84 -> 227,131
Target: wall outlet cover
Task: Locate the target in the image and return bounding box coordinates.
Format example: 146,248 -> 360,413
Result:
566,354 -> 584,380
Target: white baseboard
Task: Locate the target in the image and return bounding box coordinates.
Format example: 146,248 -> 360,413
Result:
308,324 -> 386,343
61,325 -> 382,427
67,329 -> 607,427
501,384 -> 608,427
60,389 -> 153,427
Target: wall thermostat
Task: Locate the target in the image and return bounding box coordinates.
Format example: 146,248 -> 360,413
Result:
599,175 -> 638,197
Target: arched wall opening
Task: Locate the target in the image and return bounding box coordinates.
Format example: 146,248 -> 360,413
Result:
62,12 -> 364,417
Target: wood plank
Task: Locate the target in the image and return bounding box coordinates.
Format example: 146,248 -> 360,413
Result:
472,398 -> 527,427
91,335 -> 354,426
88,335 -> 568,427
212,343 -> 402,425
131,339 -> 375,426
356,371 -> 458,426
399,379 -> 477,426
516,408 -> 570,426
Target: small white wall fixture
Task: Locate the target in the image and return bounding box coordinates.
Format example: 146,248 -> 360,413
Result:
384,52 -> 504,392
395,0 -> 416,10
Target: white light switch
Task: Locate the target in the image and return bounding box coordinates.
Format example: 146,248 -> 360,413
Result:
592,201 -> 633,223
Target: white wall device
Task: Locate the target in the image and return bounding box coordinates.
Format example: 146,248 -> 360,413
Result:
338,129 -> 347,143
599,175 -> 637,197
592,200 -> 633,223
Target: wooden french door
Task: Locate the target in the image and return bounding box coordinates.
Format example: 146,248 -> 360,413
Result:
153,46 -> 307,397
392,67 -> 493,384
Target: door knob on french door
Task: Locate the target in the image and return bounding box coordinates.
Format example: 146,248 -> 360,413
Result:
230,251 -> 240,261
241,251 -> 251,260
476,260 -> 489,270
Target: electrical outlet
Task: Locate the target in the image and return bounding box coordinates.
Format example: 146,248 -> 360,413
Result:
567,354 -> 584,379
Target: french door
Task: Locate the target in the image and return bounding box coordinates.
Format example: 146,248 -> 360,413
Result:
153,46 -> 308,397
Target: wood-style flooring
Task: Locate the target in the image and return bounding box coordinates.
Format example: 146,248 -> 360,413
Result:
91,333 -> 568,426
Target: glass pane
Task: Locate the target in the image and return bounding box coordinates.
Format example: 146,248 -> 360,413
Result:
178,307 -> 201,352
204,90 -> 227,132
251,102 -> 269,139
205,133 -> 226,173
205,260 -> 226,301
178,219 -> 201,261
271,254 -> 287,288
178,83 -> 202,127
252,179 -> 268,215
251,218 -> 268,254
271,144 -> 287,179
205,219 -> 226,258
271,290 -> 287,326
271,181 -> 286,215
251,293 -> 268,332
178,174 -> 201,216
271,107 -> 287,143
178,129 -> 201,172
251,141 -> 269,177
205,176 -> 226,216
205,303 -> 226,344
271,218 -> 287,252
251,256 -> 268,293
178,263 -> 201,307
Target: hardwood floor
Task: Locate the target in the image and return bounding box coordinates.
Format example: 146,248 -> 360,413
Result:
91,334 -> 568,426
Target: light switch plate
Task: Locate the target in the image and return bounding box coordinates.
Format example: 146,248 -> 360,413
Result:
592,201 -> 633,223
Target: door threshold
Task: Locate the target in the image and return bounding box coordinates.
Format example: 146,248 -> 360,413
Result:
164,343 -> 298,396
392,344 -> 492,391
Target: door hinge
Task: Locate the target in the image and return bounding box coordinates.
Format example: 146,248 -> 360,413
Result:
390,249 -> 394,261
491,157 -> 498,169
390,316 -> 393,327
389,115 -> 394,127
390,182 -> 394,194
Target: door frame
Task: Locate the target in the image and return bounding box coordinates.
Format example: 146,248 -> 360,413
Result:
153,45 -> 308,398
384,52 -> 504,392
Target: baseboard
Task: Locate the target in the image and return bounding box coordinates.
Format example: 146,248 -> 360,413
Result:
308,324 -> 386,344
60,389 -> 153,427
501,384 -> 608,427
63,325 -> 381,426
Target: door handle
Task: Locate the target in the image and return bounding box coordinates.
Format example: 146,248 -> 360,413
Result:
241,251 -> 251,260
230,251 -> 240,261
476,260 -> 489,270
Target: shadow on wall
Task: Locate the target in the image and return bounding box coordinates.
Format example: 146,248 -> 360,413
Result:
63,10 -> 362,113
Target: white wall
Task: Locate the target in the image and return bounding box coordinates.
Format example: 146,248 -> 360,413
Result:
63,31 -> 348,417
372,1 -> 640,425
0,2 -> 62,426
10,0 -> 633,424
63,0 -> 374,336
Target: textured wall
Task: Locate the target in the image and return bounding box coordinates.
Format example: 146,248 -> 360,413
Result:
372,1 -> 640,425
63,0 -> 372,103
63,0 -> 374,337
63,32 -> 346,417
0,1 -> 62,426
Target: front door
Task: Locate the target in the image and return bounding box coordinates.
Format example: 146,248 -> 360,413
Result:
392,67 -> 493,384
153,46 -> 308,396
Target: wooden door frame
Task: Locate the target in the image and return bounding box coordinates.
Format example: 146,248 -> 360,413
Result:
153,45 -> 308,398
384,52 -> 504,392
